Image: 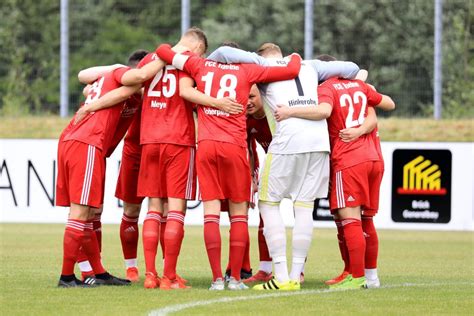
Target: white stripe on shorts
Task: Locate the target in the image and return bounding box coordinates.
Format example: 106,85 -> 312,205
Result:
185,148 -> 195,200
336,171 -> 345,209
80,145 -> 96,205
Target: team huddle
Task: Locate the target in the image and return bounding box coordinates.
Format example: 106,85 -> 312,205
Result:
56,27 -> 395,291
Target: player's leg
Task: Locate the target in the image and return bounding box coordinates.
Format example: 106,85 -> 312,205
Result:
77,205 -> 102,280
58,203 -> 91,287
244,214 -> 273,283
325,212 -> 350,285
362,160 -> 384,288
120,202 -> 141,282
142,197 -> 164,288
203,201 -> 224,290
289,201 -> 313,285
227,201 -> 249,290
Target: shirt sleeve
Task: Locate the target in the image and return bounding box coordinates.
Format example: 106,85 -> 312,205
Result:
155,44 -> 201,78
364,82 -> 383,106
113,66 -> 131,83
308,60 -> 360,81
207,46 -> 268,65
244,54 -> 301,84
317,85 -> 335,106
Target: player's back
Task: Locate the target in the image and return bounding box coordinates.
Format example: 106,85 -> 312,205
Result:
138,52 -> 195,146
191,59 -> 260,147
63,67 -> 129,152
260,60 -> 330,154
318,78 -> 381,171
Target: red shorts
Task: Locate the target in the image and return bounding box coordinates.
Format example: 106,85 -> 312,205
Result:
197,140 -> 251,202
56,140 -> 105,208
115,142 -> 143,204
329,161 -> 383,215
137,143 -> 196,199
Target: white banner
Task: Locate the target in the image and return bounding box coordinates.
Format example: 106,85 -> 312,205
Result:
0,139 -> 472,230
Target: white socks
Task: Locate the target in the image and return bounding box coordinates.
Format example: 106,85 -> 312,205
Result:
289,202 -> 314,281
259,201 -> 289,282
365,268 -> 378,280
259,261 -> 273,274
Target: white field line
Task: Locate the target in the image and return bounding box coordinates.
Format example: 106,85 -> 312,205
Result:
148,281 -> 473,316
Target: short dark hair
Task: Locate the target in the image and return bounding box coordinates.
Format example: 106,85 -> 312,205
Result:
184,26 -> 208,53
316,54 -> 337,62
256,42 -> 282,56
128,49 -> 149,67
221,41 -> 240,49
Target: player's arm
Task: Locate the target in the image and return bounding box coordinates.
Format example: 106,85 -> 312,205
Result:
82,85 -> 91,97
77,64 -> 125,84
74,85 -> 141,124
339,106 -> 377,142
309,60 -> 360,81
119,59 -> 166,86
179,77 -> 243,114
155,44 -> 199,75
366,83 -> 396,111
252,53 -> 302,83
207,46 -> 268,65
375,94 -> 395,111
274,102 -> 332,122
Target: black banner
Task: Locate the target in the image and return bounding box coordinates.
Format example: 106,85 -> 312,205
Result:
391,149 -> 451,223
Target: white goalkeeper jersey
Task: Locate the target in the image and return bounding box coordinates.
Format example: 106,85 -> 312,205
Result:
260,58 -> 330,154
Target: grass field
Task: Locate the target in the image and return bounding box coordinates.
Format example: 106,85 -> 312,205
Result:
0,224 -> 472,315
0,115 -> 473,142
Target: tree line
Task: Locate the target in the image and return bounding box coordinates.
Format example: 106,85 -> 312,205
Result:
0,0 -> 472,118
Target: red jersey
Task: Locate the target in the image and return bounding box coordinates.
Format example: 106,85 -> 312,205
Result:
105,93 -> 142,157
372,126 -> 384,165
63,67 -> 130,152
137,52 -> 195,146
246,115 -> 272,153
156,44 -> 301,147
318,78 -> 383,172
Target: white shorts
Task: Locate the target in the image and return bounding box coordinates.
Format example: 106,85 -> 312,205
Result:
258,152 -> 330,202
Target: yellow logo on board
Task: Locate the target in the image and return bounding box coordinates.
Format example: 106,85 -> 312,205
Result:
398,155 -> 446,195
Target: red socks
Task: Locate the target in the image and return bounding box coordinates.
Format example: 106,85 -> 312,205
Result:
258,215 -> 272,262
120,214 -> 139,261
335,219 -> 351,273
81,221 -> 106,275
160,216 -> 167,259
362,216 -> 378,269
163,211 -> 185,280
93,214 -> 102,252
342,218 -> 366,278
61,219 -> 86,276
142,211 -> 162,276
229,215 -> 249,281
204,215 -> 222,281
242,230 -> 251,272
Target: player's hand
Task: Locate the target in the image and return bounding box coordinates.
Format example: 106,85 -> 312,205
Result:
274,104 -> 292,122
73,107 -> 89,125
339,127 -> 363,142
214,97 -> 243,114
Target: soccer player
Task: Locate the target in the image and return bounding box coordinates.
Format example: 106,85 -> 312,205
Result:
209,43 -> 360,291
156,42 -> 301,290
56,50 -> 151,287
325,107 -> 384,288
274,60 -> 395,289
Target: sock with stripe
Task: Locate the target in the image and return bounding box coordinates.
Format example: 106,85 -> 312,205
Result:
259,201 -> 289,283
93,214 -> 102,252
204,214 -> 222,281
342,218 -> 366,278
289,202 -> 313,281
120,214 -> 139,266
160,216 -> 167,259
229,215 -> 249,281
163,211 -> 185,280
142,211 -> 162,276
61,219 -> 86,276
82,221 -> 106,275
362,216 -> 378,278
335,219 -> 351,273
